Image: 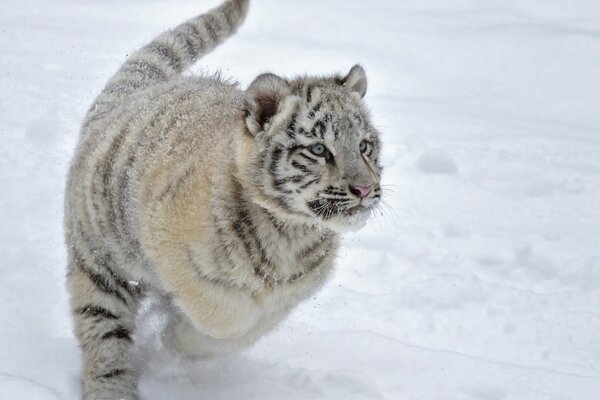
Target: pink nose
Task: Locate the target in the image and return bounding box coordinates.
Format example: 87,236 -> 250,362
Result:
349,184 -> 373,198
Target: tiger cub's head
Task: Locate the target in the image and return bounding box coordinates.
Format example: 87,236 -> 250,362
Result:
241,65 -> 382,232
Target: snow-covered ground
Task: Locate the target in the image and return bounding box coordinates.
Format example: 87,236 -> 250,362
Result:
1,0 -> 600,398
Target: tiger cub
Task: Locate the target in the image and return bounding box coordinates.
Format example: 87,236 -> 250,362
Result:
64,0 -> 383,398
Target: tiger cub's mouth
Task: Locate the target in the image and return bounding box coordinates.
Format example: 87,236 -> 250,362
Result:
344,197 -> 380,216
344,203 -> 370,216
307,196 -> 380,220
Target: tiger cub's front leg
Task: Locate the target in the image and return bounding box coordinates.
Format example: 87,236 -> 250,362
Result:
67,246 -> 143,400
163,305 -> 290,360
156,264 -> 263,341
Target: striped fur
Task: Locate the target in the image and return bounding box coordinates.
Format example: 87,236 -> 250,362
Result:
65,1 -> 382,399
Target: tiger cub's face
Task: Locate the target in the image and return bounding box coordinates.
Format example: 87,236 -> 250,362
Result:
244,65 -> 382,232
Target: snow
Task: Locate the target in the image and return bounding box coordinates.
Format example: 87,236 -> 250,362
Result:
416,150 -> 458,174
1,0 -> 600,399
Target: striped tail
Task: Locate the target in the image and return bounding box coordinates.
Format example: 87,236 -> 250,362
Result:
85,0 -> 250,126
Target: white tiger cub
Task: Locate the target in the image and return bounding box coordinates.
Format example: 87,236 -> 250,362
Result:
64,0 -> 383,398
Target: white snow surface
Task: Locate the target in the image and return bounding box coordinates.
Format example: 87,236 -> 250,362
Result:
1,0 -> 600,399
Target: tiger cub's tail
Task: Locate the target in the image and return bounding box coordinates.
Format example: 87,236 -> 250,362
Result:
86,0 -> 249,126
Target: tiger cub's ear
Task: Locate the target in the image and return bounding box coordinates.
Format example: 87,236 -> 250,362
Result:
244,73 -> 291,135
342,64 -> 367,98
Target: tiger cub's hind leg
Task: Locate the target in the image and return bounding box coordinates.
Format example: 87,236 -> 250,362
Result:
67,246 -> 143,400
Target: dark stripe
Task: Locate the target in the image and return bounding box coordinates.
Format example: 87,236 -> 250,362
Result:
323,197 -> 351,203
274,174 -> 306,193
299,152 -> 319,164
101,256 -> 141,298
203,14 -> 218,42
271,236 -> 333,284
155,165 -> 196,203
188,22 -> 204,50
229,179 -> 262,260
75,252 -> 129,305
253,147 -> 296,215
78,266 -> 129,305
261,208 -> 290,240
104,79 -> 137,97
97,369 -> 127,379
82,107 -> 111,129
258,147 -> 269,171
89,169 -> 108,236
104,80 -> 135,96
274,175 -> 305,187
291,160 -> 311,174
308,102 -> 322,119
187,248 -> 231,284
80,224 -> 137,298
274,195 -> 294,213
353,112 -> 364,126
210,201 -> 240,273
269,147 -> 283,173
287,271 -> 305,282
311,120 -> 326,139
253,263 -> 272,284
306,86 -> 314,103
77,305 -> 119,320
212,224 -> 237,272
231,207 -> 259,261
321,196 -> 349,202
101,125 -> 127,241
286,114 -> 297,138
299,177 -> 320,189
288,144 -> 308,154
122,59 -> 166,81
101,326 -> 132,341
173,29 -> 197,60
114,153 -> 141,256
272,183 -> 293,194
229,180 -> 277,283
303,240 -> 331,273
324,187 -> 347,196
146,42 -> 182,70
297,127 -> 310,137
298,234 -> 332,264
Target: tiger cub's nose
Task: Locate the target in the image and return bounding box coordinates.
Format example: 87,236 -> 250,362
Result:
349,184 -> 373,198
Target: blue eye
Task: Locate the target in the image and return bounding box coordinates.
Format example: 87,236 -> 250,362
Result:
359,140 -> 368,153
311,143 -> 326,156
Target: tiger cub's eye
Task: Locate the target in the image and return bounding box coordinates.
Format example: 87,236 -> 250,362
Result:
311,143 -> 326,156
359,140 -> 368,153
